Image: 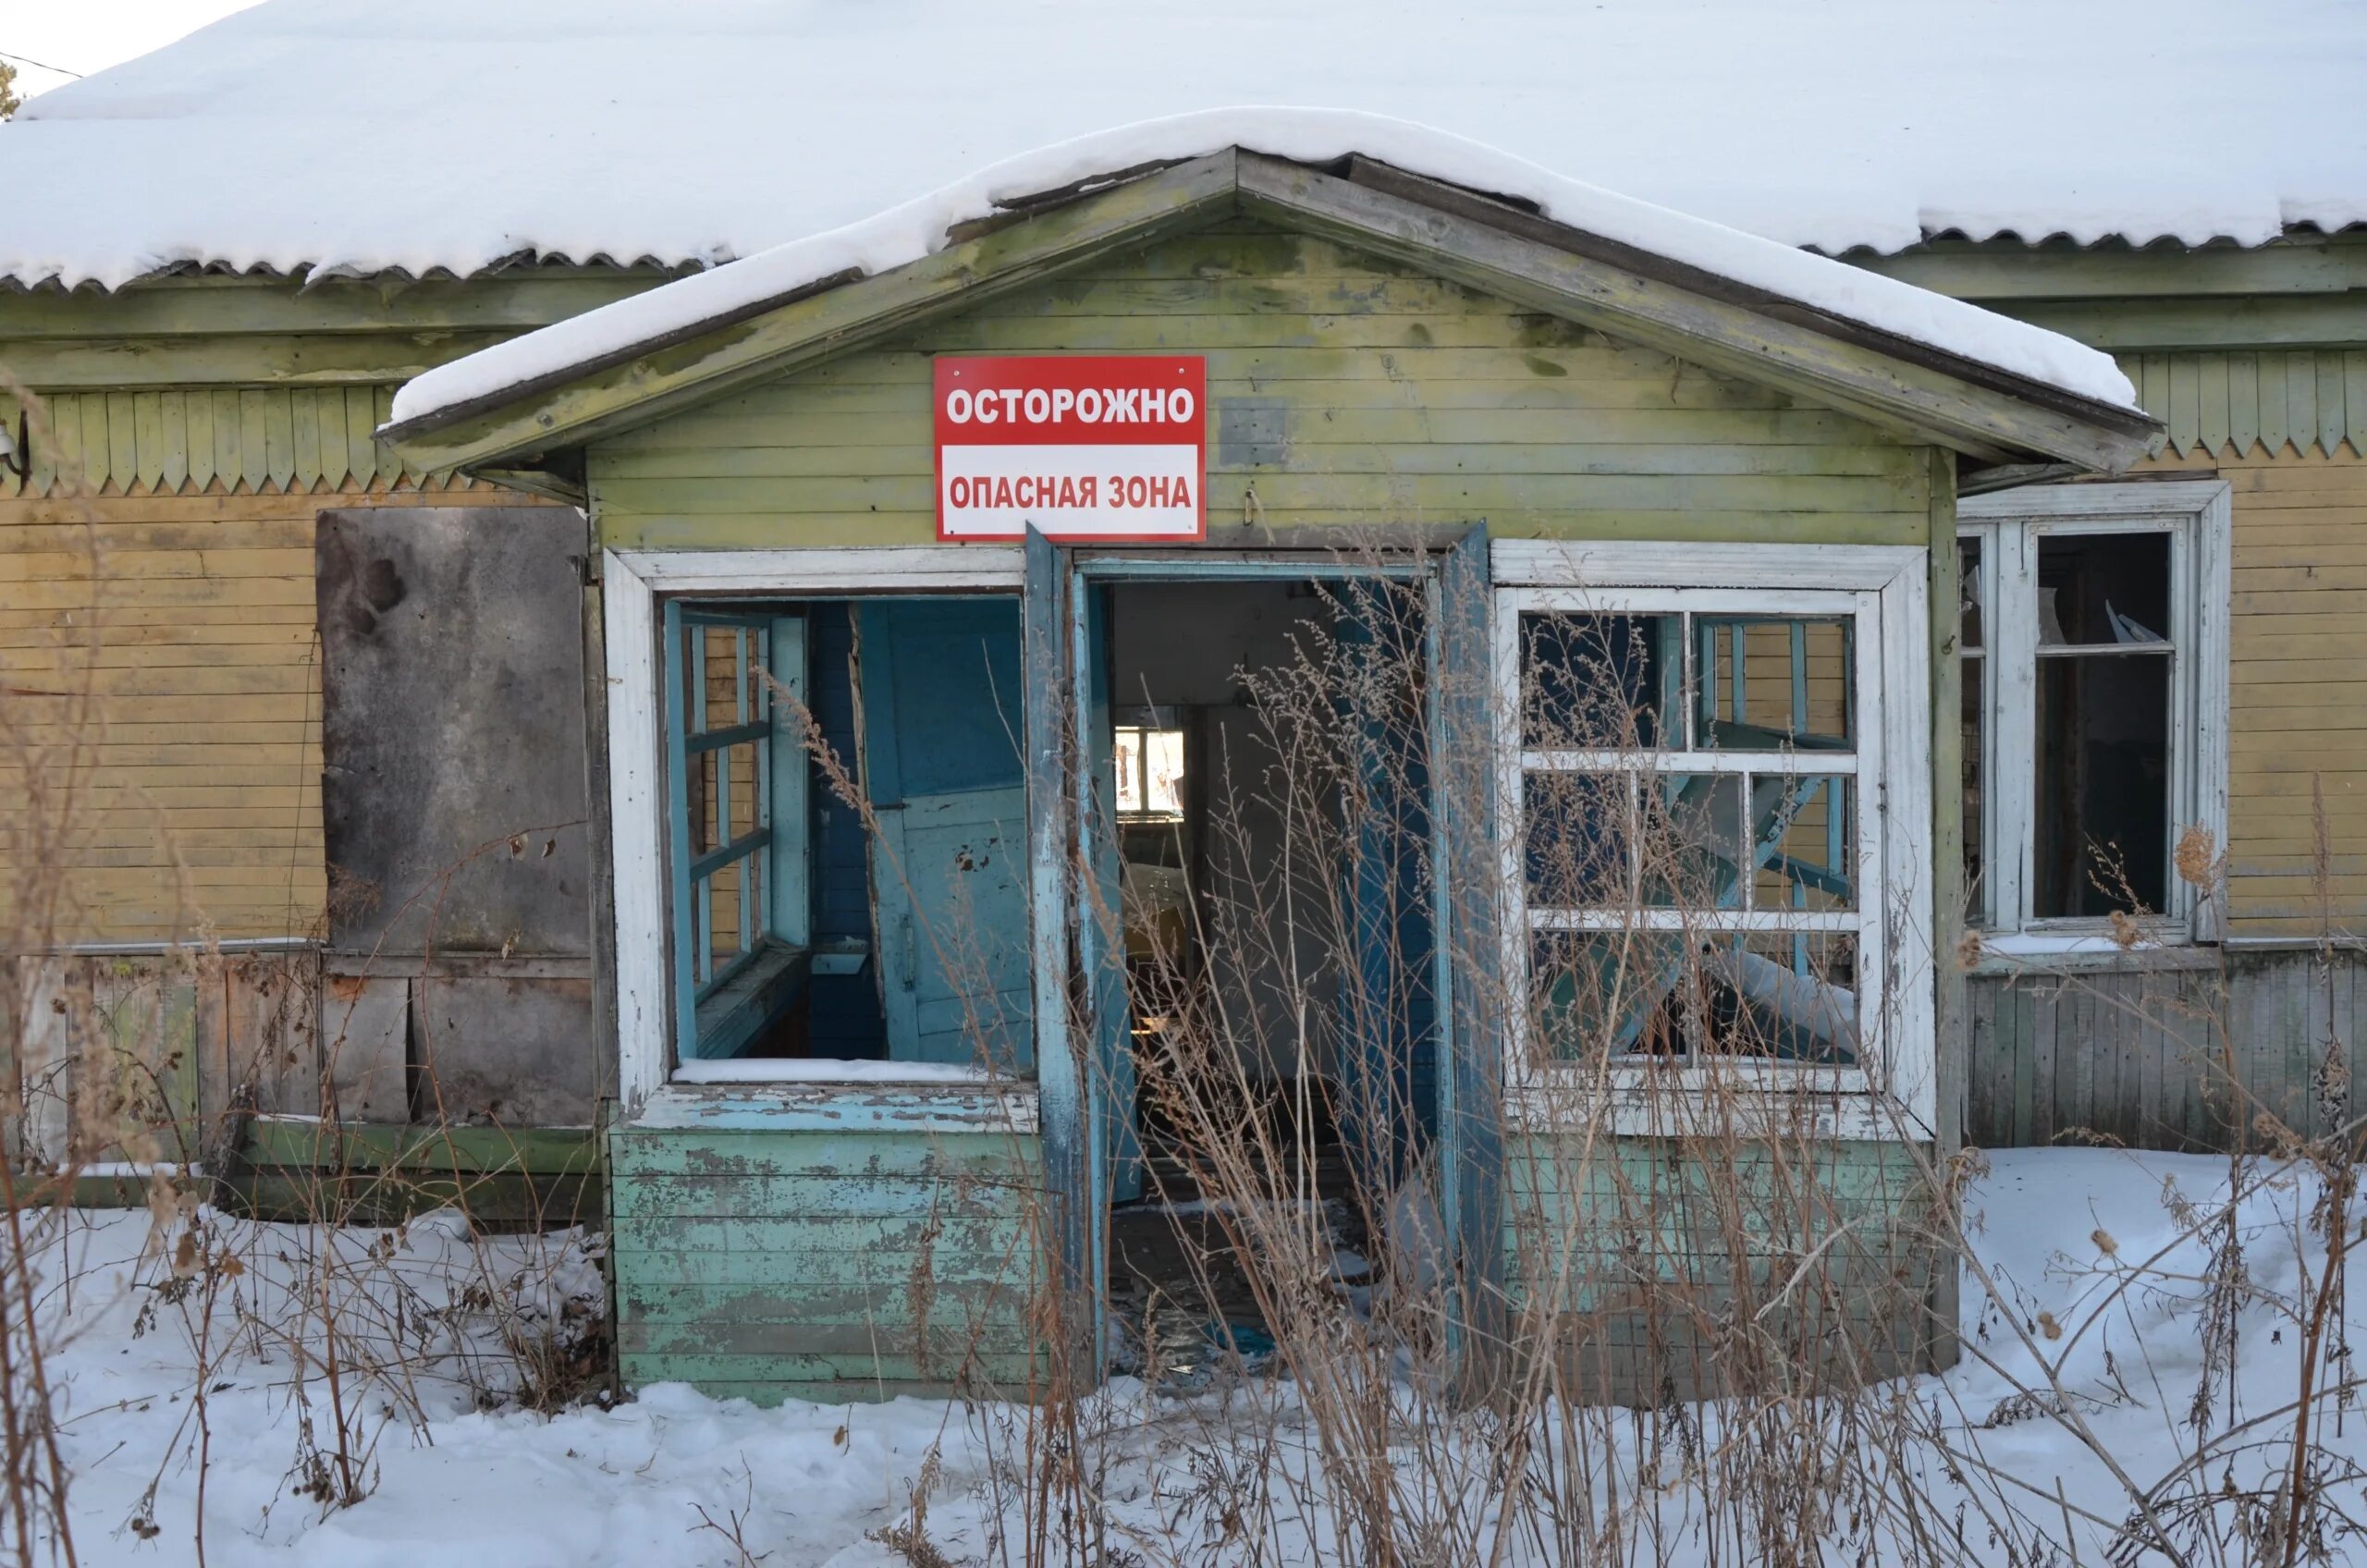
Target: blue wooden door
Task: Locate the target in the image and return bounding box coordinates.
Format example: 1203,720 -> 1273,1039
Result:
1072,579 -> 1144,1204
855,599 -> 1034,1071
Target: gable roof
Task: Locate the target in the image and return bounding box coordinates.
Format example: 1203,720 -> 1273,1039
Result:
4,0 -> 2362,294
376,141 -> 2161,479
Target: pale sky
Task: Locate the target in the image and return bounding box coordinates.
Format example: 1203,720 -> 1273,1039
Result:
5,1 -> 264,101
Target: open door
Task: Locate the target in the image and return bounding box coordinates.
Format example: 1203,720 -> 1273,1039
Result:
854,599 -> 1035,1071
1433,522 -> 1505,1394
1070,573 -> 1144,1206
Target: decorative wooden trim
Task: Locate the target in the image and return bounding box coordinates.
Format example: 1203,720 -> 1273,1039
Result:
0,385 -> 484,499
2113,349 -> 2367,459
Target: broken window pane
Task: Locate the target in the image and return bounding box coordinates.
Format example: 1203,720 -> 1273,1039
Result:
2034,649 -> 2170,917
1750,774 -> 1855,913
1524,771 -> 1633,907
1694,617 -> 1852,749
1638,773 -> 1746,908
1958,535 -> 1984,653
2038,532 -> 2171,648
1961,651 -> 1986,922
1521,612 -> 1677,749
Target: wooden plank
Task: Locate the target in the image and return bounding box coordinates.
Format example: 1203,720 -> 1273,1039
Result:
241,1119 -> 595,1174
617,1351 -> 1042,1388
156,391 -> 190,493
106,392 -> 139,490
131,393 -> 166,493
609,1244 -> 1033,1289
346,386 -> 376,491
318,974 -> 407,1122
2320,351 -> 2349,459
607,1128 -> 1034,1178
2287,352 -> 2319,453
237,390 -> 268,488
614,1170 -> 1037,1219
290,385 -> 321,492
2228,351 -> 2260,456
261,389 -> 295,491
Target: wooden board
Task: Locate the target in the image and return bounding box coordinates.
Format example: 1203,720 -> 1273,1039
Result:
607,1122 -> 1047,1403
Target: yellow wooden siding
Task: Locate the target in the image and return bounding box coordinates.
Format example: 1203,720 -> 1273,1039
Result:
588,226 -> 1933,550
2134,443 -> 2367,935
0,483 -> 531,945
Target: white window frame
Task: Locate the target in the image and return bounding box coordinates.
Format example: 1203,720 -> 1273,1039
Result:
602,546 -> 1030,1115
1490,541 -> 1935,1141
1957,482 -> 2231,952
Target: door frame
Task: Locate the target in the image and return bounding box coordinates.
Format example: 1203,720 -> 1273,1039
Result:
1049,543 -> 1463,1374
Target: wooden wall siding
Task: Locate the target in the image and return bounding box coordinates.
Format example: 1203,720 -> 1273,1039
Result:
2125,445 -> 2367,934
1501,1137 -> 1947,1401
0,486 -> 536,943
2118,350 -> 2367,461
1965,948 -> 2365,1152
609,1125 -> 1046,1403
0,387 -> 482,500
587,224 -> 1935,551
6,949 -> 317,1172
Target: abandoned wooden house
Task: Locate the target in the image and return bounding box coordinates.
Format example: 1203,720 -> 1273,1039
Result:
0,5 -> 2360,1402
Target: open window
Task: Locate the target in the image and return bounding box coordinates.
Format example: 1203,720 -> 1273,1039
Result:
656,593 -> 1034,1075
1958,482 -> 2231,947
1490,543 -> 1932,1135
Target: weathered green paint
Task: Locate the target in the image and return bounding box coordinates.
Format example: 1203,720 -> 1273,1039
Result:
387,154 -> 2152,474
381,153 -> 1248,470
576,212 -> 2001,1403
608,1122 -> 1045,1403
589,224 -> 1941,550
3,385 -> 450,497
1499,1136 -> 1947,1402
240,1119 -> 597,1173
2105,349 -> 2367,459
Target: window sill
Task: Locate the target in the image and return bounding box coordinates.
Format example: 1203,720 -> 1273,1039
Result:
1966,930 -> 2217,975
628,1078 -> 1039,1135
1503,1074 -> 1924,1143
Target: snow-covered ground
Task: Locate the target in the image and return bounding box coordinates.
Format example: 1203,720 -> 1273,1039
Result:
18,1147 -> 2366,1566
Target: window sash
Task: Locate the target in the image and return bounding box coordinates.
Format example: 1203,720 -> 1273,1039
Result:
1497,582 -> 1891,1099
1960,508 -> 2208,937
664,604 -> 802,1057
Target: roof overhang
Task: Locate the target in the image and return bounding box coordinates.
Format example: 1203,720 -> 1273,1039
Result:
379,148 -> 2163,480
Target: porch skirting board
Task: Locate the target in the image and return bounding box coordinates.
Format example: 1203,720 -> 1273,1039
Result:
1965,946 -> 2365,1153
607,1121 -> 1049,1404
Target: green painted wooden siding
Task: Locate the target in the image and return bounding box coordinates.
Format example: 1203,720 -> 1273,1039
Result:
2117,349 -> 2367,459
608,1125 -> 1047,1403
0,386 -> 470,498
1502,1136 -> 1947,1400
587,223 -> 1936,551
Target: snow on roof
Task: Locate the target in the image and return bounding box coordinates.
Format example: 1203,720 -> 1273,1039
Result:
4,0 -> 2361,299
388,108 -> 2141,426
